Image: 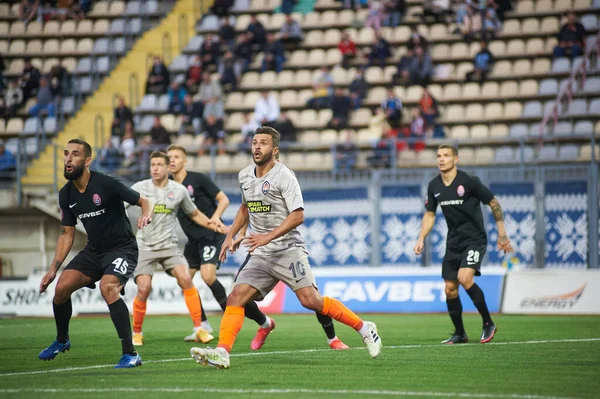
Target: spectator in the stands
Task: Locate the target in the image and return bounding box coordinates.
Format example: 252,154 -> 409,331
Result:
219,51 -> 242,92
194,71 -> 223,105
279,14 -> 304,50
553,12 -> 587,60
73,0 -> 93,20
5,80 -> 23,118
365,1 -> 385,31
19,0 -> 40,24
20,58 -> 41,102
493,0 -> 512,22
98,138 -> 122,172
145,55 -> 170,95
338,32 -> 358,70
392,48 -> 415,85
409,108 -> 426,138
29,76 -> 55,117
219,18 -> 236,50
201,98 -> 226,155
306,66 -> 334,110
281,0 -> 296,14
210,0 -> 234,17
121,122 -> 137,167
181,94 -> 204,135
276,113 -> 297,143
150,116 -> 171,146
112,95 -> 134,137
254,90 -> 280,127
367,31 -> 392,68
247,15 -> 267,50
349,69 -> 369,109
407,25 -> 429,51
335,130 -> 358,171
343,0 -> 362,10
0,141 -> 16,172
454,0 -> 469,25
383,0 -> 405,27
167,81 -> 188,114
49,61 -> 70,97
241,113 -> 260,146
54,0 -> 76,22
408,46 -> 434,86
0,54 -> 5,92
482,8 -> 500,40
461,5 -> 481,43
185,55 -> 203,91
381,88 -> 402,129
466,41 -> 494,83
235,32 -> 254,73
199,34 -> 220,70
423,0 -> 450,24
327,87 -> 353,129
261,33 -> 286,73
418,88 -> 439,128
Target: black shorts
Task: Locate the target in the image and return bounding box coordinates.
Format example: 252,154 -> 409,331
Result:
185,235 -> 226,269
442,245 -> 486,281
65,241 -> 138,288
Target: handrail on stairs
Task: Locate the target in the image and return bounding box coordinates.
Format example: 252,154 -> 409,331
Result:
178,13 -> 189,53
129,72 -> 140,109
94,114 -> 105,150
162,32 -> 173,66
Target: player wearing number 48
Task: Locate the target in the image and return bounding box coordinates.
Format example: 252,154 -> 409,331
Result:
414,144 -> 513,345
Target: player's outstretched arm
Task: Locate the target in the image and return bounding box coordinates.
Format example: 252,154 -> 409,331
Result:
232,222 -> 249,251
40,226 -> 75,293
244,208 -> 304,253
489,198 -> 513,254
188,209 -> 227,233
414,211 -> 436,255
136,196 -> 153,229
220,204 -> 250,262
210,191 -> 230,225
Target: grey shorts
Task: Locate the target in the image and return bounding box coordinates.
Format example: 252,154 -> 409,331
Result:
234,247 -> 317,300
134,247 -> 188,278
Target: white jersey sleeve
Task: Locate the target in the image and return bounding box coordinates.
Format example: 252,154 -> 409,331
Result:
280,170 -> 304,213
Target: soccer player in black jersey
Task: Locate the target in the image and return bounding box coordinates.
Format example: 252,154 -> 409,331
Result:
38,139 -> 153,368
414,144 -> 513,344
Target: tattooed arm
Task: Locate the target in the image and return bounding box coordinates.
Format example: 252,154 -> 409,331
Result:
39,226 -> 76,293
489,198 -> 513,253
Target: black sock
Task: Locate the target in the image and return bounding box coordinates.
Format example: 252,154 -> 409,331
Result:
316,312 -> 336,340
108,298 -> 136,355
200,301 -> 207,322
53,299 -> 72,343
466,283 -> 493,325
446,296 -> 465,335
244,301 -> 267,326
208,280 -> 228,311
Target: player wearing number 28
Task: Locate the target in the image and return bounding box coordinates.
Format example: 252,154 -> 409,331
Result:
38,139 -> 154,368
414,144 -> 513,345
129,152 -> 227,347
190,126 -> 382,369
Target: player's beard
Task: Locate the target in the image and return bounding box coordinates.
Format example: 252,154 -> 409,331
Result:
64,163 -> 85,180
254,150 -> 273,166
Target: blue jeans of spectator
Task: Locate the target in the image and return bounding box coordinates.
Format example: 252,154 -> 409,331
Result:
368,53 -> 386,68
423,113 -> 437,127
168,103 -> 183,114
240,58 -> 251,73
261,55 -> 285,73
553,44 -> 583,60
335,157 -> 356,171
384,12 -> 402,26
29,103 -> 56,117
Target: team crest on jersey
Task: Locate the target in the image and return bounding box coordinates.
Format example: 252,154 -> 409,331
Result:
457,185 -> 465,197
187,185 -> 194,196
262,181 -> 270,195
167,191 -> 175,200
93,193 -> 102,206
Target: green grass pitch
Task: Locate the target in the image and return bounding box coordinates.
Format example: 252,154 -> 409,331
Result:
1,314 -> 599,398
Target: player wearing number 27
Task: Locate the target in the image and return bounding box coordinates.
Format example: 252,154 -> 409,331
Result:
414,144 -> 513,345
190,126 -> 382,369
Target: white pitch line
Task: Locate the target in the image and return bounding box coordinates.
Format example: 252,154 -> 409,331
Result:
0,387 -> 583,399
1,337 -> 599,378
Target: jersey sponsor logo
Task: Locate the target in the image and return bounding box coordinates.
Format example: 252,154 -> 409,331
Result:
457,185 -> 465,197
519,284 -> 586,310
187,185 -> 194,196
78,208 -> 106,219
167,191 -> 175,201
247,200 -> 271,213
93,193 -> 102,206
153,204 -> 173,214
439,200 -> 464,206
262,181 -> 270,195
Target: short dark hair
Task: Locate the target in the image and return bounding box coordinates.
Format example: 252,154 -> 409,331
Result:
68,139 -> 92,158
150,151 -> 170,164
254,126 -> 280,147
166,144 -> 187,156
438,144 -> 458,156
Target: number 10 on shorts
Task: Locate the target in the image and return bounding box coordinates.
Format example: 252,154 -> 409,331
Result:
112,257 -> 129,275
289,261 -> 306,279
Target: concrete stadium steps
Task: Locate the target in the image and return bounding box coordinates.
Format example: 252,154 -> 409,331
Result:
22,0 -> 200,188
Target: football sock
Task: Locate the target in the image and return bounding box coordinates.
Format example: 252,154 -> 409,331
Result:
200,302 -> 207,322
183,288 -> 202,328
53,298 -> 72,343
217,306 -> 245,353
244,301 -> 267,326
321,296 -> 364,332
108,299 -> 136,355
316,312 -> 337,340
208,280 -> 228,311
466,283 -> 493,325
446,296 -> 465,335
132,298 -> 146,333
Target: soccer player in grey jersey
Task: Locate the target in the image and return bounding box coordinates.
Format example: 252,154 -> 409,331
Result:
128,152 -> 227,346
190,126 -> 382,369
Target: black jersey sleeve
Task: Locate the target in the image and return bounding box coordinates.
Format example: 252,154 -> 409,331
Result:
469,176 -> 495,204
425,182 -> 438,213
58,186 -> 77,226
106,174 -> 141,205
196,173 -> 221,201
